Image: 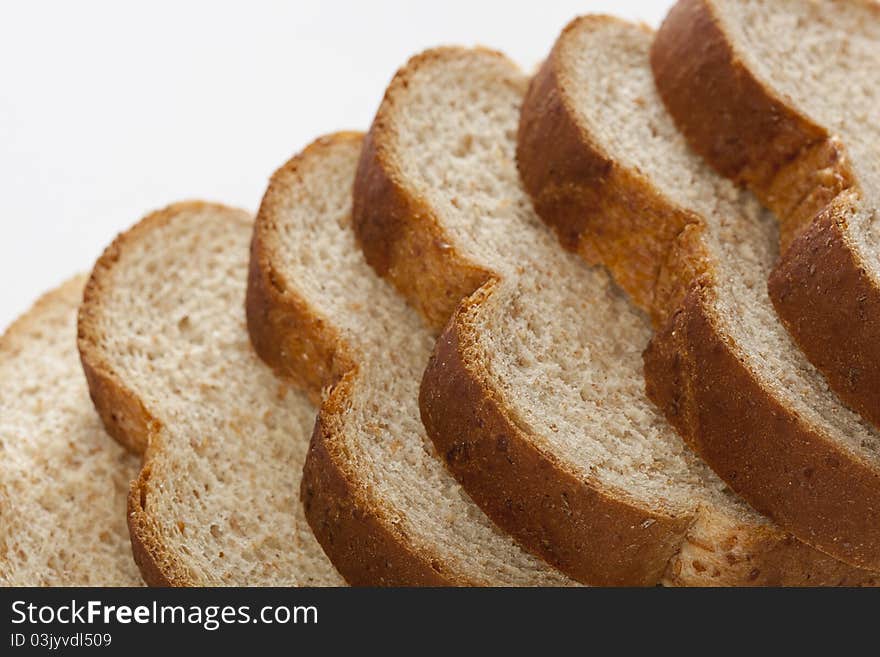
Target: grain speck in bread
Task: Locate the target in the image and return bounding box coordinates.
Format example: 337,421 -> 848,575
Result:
247,132 -> 572,586
78,202 -> 342,586
0,276 -> 141,586
353,46 -> 874,585
652,0 -> 880,430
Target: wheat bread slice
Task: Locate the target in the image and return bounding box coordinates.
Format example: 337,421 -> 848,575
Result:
651,0 -> 880,429
77,202 -> 343,586
247,132 -> 571,586
517,15 -> 880,572
352,46 -> 875,585
0,276 -> 142,586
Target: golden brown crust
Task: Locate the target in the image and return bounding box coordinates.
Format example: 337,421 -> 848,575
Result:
127,460 -> 191,587
517,17 -> 705,324
354,43 -> 879,585
78,215 -> 169,456
247,136 -> 359,405
769,197 -> 880,426
421,286 -> 691,586
645,285 -> 880,570
428,281 -> 879,585
79,355 -> 154,454
652,0 -> 880,429
651,0 -> 828,239
249,133 -> 485,585
301,376 -> 463,587
78,201 -> 249,587
517,14 -> 880,578
353,109 -> 491,331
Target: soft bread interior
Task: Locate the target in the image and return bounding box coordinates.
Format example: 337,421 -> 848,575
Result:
0,277 -> 141,586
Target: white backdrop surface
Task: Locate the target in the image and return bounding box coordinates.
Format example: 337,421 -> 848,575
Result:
0,0 -> 672,330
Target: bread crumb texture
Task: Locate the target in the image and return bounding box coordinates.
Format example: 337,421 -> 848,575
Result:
0,277 -> 142,586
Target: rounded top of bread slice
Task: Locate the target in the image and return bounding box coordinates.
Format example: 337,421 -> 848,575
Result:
710,0 -> 880,263
0,276 -> 141,585
711,0 -> 880,171
251,132 -> 572,585
78,202 -> 342,586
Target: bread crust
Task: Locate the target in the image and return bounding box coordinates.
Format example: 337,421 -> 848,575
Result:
128,459 -> 189,587
79,354 -> 154,454
652,0 -> 880,430
79,214 -> 169,456
353,111 -> 491,331
247,162 -> 355,405
249,133 -> 498,585
516,14 -> 880,576
645,285 -> 880,570
421,285 -> 691,586
301,375 -> 463,586
78,201 -> 251,587
517,17 -> 705,324
769,196 -> 880,419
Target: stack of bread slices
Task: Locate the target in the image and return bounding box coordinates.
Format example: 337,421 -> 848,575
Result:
4,0 -> 880,587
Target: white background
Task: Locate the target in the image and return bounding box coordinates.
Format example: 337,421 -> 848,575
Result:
0,0 -> 670,331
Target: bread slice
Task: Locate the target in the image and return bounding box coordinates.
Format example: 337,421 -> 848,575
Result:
517,14 -> 880,572
352,46 -> 875,585
78,202 -> 343,586
0,276 -> 142,586
247,132 -> 571,585
652,0 -> 880,429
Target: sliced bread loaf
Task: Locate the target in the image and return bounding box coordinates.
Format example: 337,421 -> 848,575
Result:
247,132 -> 571,585
517,15 -> 880,571
352,46 -> 875,584
78,202 -> 343,586
0,276 -> 141,586
652,0 -> 880,429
